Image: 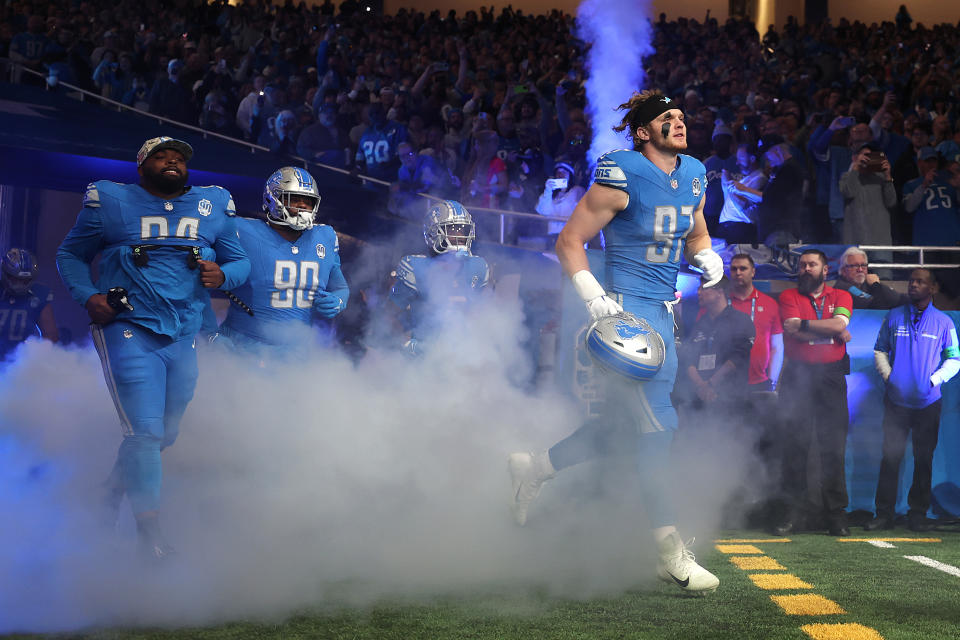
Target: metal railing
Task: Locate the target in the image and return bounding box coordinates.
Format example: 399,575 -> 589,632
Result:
857,245 -> 960,270
2,59 -> 568,251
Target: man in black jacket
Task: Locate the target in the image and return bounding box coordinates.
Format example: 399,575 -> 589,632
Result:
832,247 -> 906,310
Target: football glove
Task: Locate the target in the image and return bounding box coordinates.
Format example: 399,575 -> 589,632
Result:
313,290 -> 345,318
693,248 -> 724,287
571,270 -> 622,321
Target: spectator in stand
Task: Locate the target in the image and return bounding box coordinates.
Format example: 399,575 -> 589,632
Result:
809,119 -> 874,242
756,135 -> 804,245
869,91 -> 911,167
832,247 -> 906,310
535,158 -> 585,245
355,102 -> 409,181
718,142 -> 767,244
932,116 -> 960,164
461,129 -> 507,210
839,141 -> 896,246
258,109 -> 300,157
703,123 -> 737,236
148,59 -> 195,124
868,268 -> 960,532
200,89 -> 243,139
236,75 -> 269,138
388,142 -> 451,221
893,122 -> 932,193
298,104 -> 349,167
8,15 -> 49,81
903,148 -> 960,249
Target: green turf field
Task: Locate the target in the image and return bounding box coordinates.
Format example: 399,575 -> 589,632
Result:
10,529 -> 960,640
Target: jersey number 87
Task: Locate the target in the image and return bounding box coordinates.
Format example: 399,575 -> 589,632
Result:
647,205 -> 693,264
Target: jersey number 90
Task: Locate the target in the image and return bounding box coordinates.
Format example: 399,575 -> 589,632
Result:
272,260 -> 320,308
647,205 -> 693,264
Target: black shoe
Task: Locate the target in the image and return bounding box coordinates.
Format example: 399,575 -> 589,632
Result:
772,521 -> 794,536
828,525 -> 851,537
864,515 -> 894,531
908,516 -> 935,532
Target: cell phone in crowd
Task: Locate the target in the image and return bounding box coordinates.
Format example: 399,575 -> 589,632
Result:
839,116 -> 856,128
867,150 -> 887,172
546,178 -> 568,190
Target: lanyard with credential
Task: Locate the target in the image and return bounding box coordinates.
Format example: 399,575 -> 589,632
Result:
727,295 -> 757,322
808,294 -> 824,320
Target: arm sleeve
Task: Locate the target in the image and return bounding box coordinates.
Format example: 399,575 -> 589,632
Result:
212,214 -> 251,290
56,204 -> 106,307
902,182 -> 924,213
882,180 -> 898,208
874,350 -> 892,380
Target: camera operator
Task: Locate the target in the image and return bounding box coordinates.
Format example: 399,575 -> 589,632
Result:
839,141 -> 896,246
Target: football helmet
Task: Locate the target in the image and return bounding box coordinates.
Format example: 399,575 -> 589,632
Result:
1,247 -> 38,296
584,312 -> 665,381
424,200 -> 475,254
263,166 -> 321,230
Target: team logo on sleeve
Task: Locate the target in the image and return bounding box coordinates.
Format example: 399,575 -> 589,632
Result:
692,178 -> 702,197
316,244 -> 326,259
197,199 -> 212,217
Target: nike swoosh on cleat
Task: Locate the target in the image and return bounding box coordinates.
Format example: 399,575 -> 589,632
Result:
665,571 -> 690,588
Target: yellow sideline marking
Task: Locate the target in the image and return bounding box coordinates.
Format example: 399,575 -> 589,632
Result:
837,538 -> 940,543
749,573 -> 813,590
715,538 -> 792,543
771,594 -> 846,615
801,623 -> 885,640
715,544 -> 762,554
729,556 -> 786,570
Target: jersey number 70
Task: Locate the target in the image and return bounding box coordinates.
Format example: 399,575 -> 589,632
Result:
647,205 -> 693,264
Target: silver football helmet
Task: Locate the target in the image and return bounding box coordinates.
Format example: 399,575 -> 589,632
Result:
584,312 -> 665,381
424,200 -> 475,254
1,247 -> 38,296
263,166 -> 321,230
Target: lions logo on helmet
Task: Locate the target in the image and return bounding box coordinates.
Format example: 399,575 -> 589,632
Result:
263,167 -> 321,231
424,200 -> 475,254
585,312 -> 665,381
1,247 -> 39,296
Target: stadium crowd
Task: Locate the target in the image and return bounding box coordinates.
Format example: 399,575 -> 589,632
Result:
3,1 -> 960,247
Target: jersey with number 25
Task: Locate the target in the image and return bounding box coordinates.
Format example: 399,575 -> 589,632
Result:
594,149 -> 706,302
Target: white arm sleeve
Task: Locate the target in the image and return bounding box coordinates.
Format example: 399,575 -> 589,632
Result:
874,350 -> 892,381
931,358 -> 960,387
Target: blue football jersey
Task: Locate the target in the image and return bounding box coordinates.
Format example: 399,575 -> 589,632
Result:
57,181 -> 250,339
220,217 -> 349,346
355,122 -> 408,180
593,149 -> 706,301
389,251 -> 490,336
0,283 -> 52,358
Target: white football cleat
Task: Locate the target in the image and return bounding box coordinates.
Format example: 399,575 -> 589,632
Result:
507,451 -> 555,526
657,532 -> 719,595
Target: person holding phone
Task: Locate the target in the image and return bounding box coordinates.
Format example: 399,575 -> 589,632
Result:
839,141 -> 896,245
535,159 -> 584,244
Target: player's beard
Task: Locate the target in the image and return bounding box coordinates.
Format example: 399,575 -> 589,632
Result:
797,271 -> 824,295
652,122 -> 686,153
143,166 -> 189,195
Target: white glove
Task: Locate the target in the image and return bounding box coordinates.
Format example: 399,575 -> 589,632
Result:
693,248 -> 724,287
571,270 -> 622,321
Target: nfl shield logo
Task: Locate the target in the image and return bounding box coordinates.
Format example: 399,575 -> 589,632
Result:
316,244 -> 326,259
692,178 -> 702,197
670,179 -> 678,189
197,199 -> 212,217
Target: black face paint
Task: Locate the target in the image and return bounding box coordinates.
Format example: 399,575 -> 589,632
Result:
660,122 -> 671,139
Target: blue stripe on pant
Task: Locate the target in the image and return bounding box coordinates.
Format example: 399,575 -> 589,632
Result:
92,321 -> 198,514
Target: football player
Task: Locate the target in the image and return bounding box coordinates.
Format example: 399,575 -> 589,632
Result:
0,247 -> 59,360
508,91 -> 724,595
388,200 -> 490,354
209,166 -> 349,354
57,136 -> 250,561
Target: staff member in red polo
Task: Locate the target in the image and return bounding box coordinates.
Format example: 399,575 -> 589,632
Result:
773,249 -> 854,537
727,253 -> 784,516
